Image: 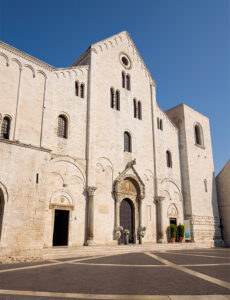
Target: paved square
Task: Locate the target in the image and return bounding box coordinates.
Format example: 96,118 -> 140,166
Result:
0,248 -> 229,299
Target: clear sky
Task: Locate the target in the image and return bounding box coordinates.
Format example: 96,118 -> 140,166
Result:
0,0 -> 229,174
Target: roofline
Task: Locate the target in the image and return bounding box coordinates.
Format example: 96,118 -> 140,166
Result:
166,103 -> 209,120
216,159 -> 230,178
0,40 -> 55,71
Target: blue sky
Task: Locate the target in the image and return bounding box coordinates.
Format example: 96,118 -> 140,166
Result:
0,0 -> 229,173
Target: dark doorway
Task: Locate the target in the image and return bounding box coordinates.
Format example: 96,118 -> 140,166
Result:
120,198 -> 134,244
170,218 -> 177,225
53,210 -> 69,246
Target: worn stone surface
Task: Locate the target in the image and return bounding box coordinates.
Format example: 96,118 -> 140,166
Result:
0,31 -> 223,261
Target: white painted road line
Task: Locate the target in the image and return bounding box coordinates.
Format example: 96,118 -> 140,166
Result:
145,252 -> 230,290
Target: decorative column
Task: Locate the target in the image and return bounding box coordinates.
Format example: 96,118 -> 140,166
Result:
86,186 -> 97,246
155,196 -> 166,243
138,195 -> 144,229
114,192 -> 122,242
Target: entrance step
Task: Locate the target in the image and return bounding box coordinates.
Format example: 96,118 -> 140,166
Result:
43,243 -> 208,260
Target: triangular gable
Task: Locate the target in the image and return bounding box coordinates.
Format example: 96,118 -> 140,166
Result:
113,159 -> 145,198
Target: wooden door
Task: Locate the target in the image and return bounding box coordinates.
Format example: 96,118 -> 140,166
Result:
120,198 -> 134,244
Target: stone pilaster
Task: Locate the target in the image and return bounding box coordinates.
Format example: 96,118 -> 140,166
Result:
85,186 -> 97,246
155,196 -> 166,243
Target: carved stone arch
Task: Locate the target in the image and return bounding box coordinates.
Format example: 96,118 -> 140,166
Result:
167,203 -> 178,217
0,182 -> 8,203
24,64 -> 36,78
11,58 -> 22,70
0,53 -> 9,66
37,70 -> 47,79
162,190 -> 171,201
60,71 -> 65,78
51,172 -> 65,186
113,161 -> 145,199
103,42 -> 108,50
114,38 -> 118,45
49,156 -> 86,187
118,35 -> 122,42
108,40 -> 113,48
49,189 -> 74,210
66,70 -> 71,78
161,178 -> 182,201
113,161 -> 145,243
98,45 -> 103,52
72,69 -> 78,77
54,72 -> 59,79
78,68 -> 84,75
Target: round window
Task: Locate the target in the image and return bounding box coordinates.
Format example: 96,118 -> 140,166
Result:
122,56 -> 129,66
119,52 -> 132,69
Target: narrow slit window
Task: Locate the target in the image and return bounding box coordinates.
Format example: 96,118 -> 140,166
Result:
138,101 -> 142,120
166,151 -> 172,168
110,88 -> 115,108
80,83 -> 84,98
122,72 -> 126,88
126,74 -> 131,91
116,90 -> 120,111
75,81 -> 79,96
133,99 -> 137,118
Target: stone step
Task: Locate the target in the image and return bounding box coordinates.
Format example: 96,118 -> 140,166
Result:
43,243 -> 207,260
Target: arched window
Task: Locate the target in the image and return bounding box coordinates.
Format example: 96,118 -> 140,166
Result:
80,83 -> 84,98
157,118 -> 160,129
138,101 -> 142,120
58,115 -> 68,138
126,74 -> 131,91
194,124 -> 203,146
116,90 -> 120,111
122,72 -> 126,88
166,151 -> 172,168
75,81 -> 79,96
1,117 -> 11,140
160,119 -> 163,130
124,131 -> 132,152
110,88 -> 115,108
133,99 -> 137,118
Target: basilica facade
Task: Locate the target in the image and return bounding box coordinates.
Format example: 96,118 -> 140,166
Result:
0,31 -> 223,259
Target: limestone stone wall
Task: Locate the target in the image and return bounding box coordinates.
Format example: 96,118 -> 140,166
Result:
0,31 -> 223,258
167,104 -> 222,245
0,140 -> 50,254
216,160 -> 230,246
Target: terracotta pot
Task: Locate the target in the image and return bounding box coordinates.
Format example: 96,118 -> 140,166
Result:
170,237 -> 176,243
179,237 -> 184,243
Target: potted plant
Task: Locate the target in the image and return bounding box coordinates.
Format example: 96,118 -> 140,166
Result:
123,229 -> 130,245
169,224 -> 177,243
138,230 -> 145,245
177,224 -> 185,243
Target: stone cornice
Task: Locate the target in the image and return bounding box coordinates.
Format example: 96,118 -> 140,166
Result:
0,41 -> 55,71
0,138 -> 51,153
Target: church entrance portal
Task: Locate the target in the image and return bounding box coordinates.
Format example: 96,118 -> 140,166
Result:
53,210 -> 69,246
120,198 -> 134,244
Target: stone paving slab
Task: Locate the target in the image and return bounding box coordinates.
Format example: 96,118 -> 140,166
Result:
153,252 -> 230,265
187,265 -> 230,283
0,262 -> 229,295
80,252 -> 164,265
